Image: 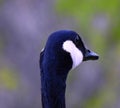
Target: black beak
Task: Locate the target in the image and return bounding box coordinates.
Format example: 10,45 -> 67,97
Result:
83,49 -> 99,61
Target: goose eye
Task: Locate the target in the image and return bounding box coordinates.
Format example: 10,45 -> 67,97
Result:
75,36 -> 80,45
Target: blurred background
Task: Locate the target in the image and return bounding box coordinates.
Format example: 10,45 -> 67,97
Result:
0,0 -> 120,108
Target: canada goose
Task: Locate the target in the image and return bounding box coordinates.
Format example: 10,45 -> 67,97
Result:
40,30 -> 99,108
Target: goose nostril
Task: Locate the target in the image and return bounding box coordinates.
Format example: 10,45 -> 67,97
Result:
87,49 -> 90,53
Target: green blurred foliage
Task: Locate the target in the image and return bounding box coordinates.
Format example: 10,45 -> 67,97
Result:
0,67 -> 19,90
56,0 -> 120,108
56,0 -> 120,51
82,88 -> 116,108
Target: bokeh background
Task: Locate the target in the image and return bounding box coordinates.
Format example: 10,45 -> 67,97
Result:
0,0 -> 120,108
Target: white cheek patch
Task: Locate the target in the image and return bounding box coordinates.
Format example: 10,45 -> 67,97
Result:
62,40 -> 83,69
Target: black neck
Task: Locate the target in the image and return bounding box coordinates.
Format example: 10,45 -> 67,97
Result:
41,72 -> 68,108
40,47 -> 72,108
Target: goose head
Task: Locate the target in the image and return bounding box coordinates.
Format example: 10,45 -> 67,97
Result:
42,30 -> 99,72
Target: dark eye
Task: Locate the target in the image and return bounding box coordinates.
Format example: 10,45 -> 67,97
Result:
74,35 -> 80,45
